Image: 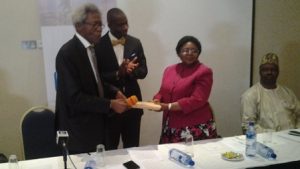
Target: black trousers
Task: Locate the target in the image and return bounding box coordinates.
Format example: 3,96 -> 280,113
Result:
105,111 -> 142,150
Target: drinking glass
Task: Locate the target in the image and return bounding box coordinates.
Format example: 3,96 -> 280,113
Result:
262,129 -> 273,144
185,134 -> 194,157
95,144 -> 105,168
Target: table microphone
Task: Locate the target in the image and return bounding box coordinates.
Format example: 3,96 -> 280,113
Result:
56,130 -> 69,145
56,131 -> 69,169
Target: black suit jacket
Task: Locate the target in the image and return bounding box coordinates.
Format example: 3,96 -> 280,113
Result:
96,33 -> 147,111
55,35 -> 118,152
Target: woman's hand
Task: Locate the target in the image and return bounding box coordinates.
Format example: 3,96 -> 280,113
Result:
160,103 -> 169,111
152,100 -> 169,112
153,99 -> 160,104
152,99 -> 162,112
155,102 -> 181,112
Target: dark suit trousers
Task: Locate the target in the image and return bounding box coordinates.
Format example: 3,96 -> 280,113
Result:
105,110 -> 142,150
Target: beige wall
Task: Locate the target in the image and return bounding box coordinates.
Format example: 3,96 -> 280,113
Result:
253,0 -> 300,98
0,0 -> 299,160
0,0 -> 47,159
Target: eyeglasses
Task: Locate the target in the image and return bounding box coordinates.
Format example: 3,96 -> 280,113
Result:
180,48 -> 199,54
84,22 -> 104,29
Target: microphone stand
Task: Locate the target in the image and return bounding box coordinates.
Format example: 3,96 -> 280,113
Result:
62,141 -> 68,169
56,130 -> 69,169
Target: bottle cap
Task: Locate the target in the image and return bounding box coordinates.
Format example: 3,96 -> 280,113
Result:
189,160 -> 195,166
271,153 -> 277,159
249,121 -> 254,126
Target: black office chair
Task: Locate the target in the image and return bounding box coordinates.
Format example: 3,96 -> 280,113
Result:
20,106 -> 61,160
0,153 -> 8,163
54,71 -> 58,91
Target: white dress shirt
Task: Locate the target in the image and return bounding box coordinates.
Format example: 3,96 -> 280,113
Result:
109,32 -> 124,66
75,32 -> 100,83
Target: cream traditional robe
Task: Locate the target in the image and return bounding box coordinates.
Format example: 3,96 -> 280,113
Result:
241,83 -> 300,133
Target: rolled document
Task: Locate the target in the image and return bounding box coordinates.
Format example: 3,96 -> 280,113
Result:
131,101 -> 161,111
126,95 -> 161,110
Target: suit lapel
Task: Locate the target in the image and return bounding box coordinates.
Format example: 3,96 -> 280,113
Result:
73,36 -> 98,85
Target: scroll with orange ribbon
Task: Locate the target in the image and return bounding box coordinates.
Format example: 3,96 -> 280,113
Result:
126,95 -> 161,111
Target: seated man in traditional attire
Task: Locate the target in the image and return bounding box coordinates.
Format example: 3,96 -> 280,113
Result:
241,53 -> 300,133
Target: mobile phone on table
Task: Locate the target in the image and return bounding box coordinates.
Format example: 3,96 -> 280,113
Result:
123,160 -> 140,169
288,130 -> 300,136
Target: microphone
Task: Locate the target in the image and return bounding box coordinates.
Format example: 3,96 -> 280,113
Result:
56,131 -> 69,169
56,130 -> 69,146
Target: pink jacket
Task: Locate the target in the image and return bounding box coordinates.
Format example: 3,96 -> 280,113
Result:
154,61 -> 213,128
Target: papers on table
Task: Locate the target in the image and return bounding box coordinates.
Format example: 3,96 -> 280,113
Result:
276,129 -> 300,143
128,149 -> 163,162
127,148 -> 163,169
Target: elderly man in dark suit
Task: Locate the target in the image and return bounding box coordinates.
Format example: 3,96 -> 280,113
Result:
96,8 -> 148,150
55,3 -> 128,154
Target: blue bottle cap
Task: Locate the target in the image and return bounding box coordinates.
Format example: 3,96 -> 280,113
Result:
271,153 -> 277,159
189,160 -> 195,166
249,121 -> 255,126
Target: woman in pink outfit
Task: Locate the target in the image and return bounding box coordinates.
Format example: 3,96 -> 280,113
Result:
153,36 -> 218,143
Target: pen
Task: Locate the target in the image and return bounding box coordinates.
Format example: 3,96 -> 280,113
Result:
130,53 -> 136,57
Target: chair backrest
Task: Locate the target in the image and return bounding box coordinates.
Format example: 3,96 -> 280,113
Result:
0,153 -> 8,163
20,106 -> 61,160
54,71 -> 58,91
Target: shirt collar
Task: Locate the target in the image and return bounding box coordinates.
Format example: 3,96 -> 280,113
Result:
75,32 -> 93,48
109,31 -> 125,41
109,31 -> 118,41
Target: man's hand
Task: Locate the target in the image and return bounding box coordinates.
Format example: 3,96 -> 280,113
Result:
118,60 -> 129,78
126,57 -> 139,74
118,57 -> 139,78
115,90 -> 127,100
110,99 -> 128,113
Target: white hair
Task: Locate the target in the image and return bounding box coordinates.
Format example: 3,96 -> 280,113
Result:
71,3 -> 101,25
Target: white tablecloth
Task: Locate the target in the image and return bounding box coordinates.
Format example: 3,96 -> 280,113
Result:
1,129 -> 299,169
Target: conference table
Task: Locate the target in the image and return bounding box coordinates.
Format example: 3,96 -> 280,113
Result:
1,129 -> 299,169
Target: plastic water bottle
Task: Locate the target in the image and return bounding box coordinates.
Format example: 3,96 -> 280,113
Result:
245,121 -> 256,157
256,142 -> 277,160
169,148 -> 195,167
8,155 -> 20,169
183,127 -> 194,157
84,159 -> 97,169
